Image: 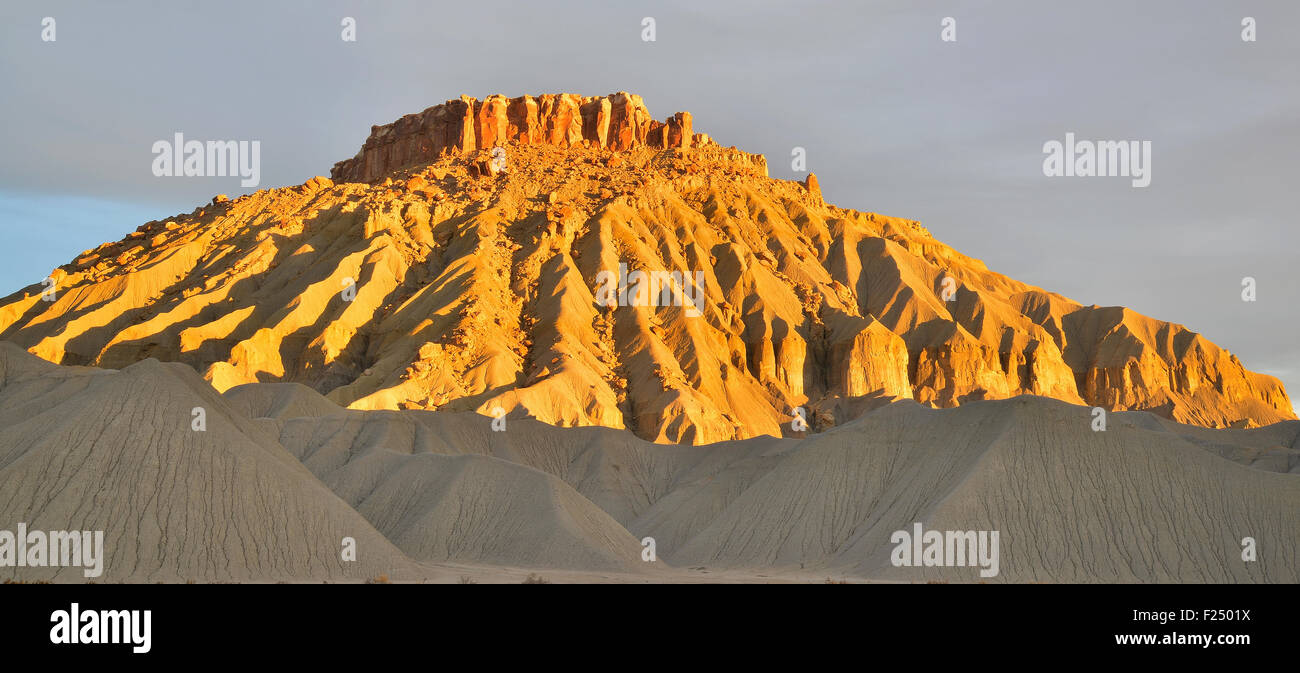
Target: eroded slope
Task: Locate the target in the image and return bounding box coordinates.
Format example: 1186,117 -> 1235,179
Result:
1,93 -> 1290,443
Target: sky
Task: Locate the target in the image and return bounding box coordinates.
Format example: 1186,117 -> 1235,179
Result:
1,0 -> 1297,398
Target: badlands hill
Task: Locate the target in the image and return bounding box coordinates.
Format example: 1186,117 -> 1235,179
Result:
0,92 -> 1292,444
0,343 -> 415,582
257,384 -> 1300,582
3,344 -> 1295,583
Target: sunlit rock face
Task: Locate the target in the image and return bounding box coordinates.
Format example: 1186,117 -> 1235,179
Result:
1,93 -> 1290,443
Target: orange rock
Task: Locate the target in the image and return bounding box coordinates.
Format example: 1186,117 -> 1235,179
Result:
804,173 -> 821,201
663,112 -> 693,149
474,95 -> 510,149
506,95 -> 540,144
579,96 -> 611,147
330,92 -> 707,182
4,92 -> 1286,446
537,93 -> 584,146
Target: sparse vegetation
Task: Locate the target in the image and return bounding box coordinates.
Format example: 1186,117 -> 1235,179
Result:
457,575 -> 477,584
521,573 -> 550,584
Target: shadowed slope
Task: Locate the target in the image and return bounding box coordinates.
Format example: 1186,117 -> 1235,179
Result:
0,343 -> 414,582
240,380 -> 1300,582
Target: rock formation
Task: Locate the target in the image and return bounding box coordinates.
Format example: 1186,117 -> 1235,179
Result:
331,92 -> 725,183
0,93 -> 1291,444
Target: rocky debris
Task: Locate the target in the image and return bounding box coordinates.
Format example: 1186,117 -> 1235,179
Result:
468,148 -> 508,178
